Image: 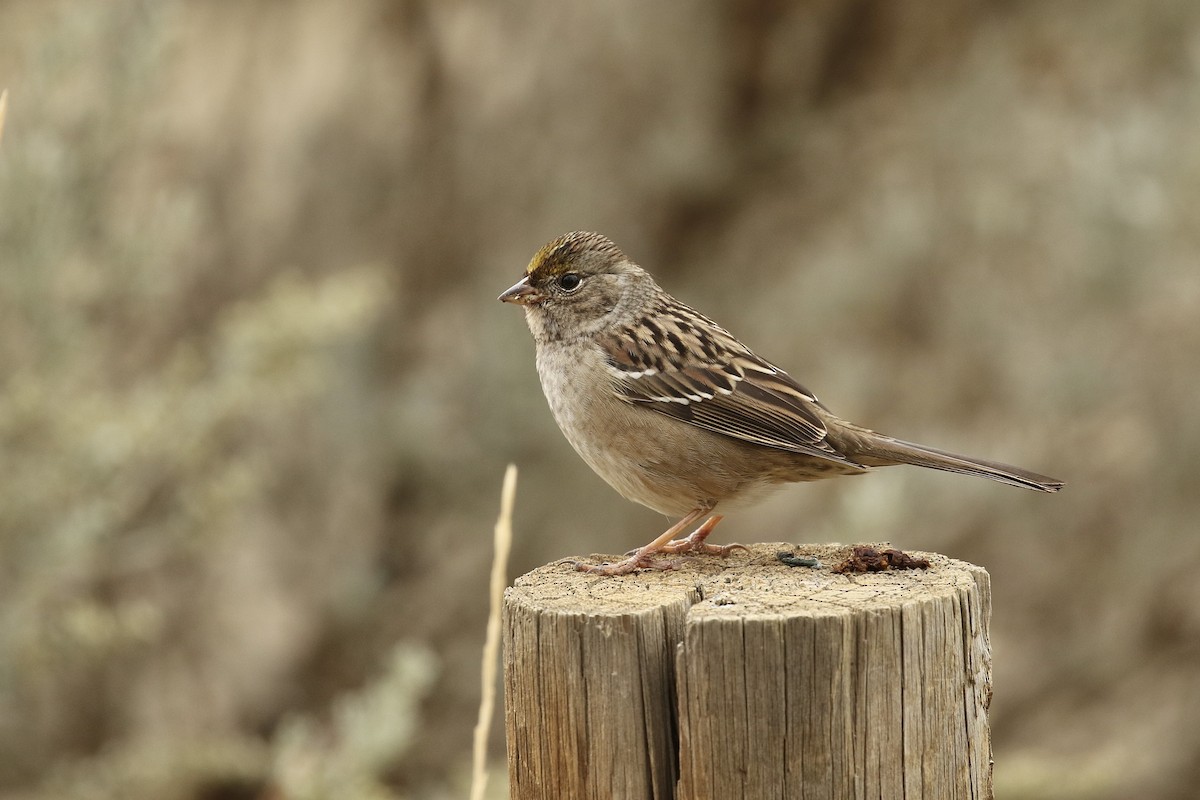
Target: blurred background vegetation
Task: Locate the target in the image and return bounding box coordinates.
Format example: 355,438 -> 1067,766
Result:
0,1 -> 1197,798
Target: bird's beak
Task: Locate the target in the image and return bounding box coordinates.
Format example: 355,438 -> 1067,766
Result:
498,276 -> 544,306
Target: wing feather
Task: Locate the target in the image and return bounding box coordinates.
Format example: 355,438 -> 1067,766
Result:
599,310 -> 863,467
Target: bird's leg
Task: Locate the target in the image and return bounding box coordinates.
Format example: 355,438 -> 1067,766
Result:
576,507 -> 710,576
658,514 -> 747,556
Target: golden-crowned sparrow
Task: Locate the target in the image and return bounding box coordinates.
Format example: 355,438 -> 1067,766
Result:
500,231 -> 1063,575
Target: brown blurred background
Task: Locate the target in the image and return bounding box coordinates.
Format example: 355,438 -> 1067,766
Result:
1,1 -> 1198,798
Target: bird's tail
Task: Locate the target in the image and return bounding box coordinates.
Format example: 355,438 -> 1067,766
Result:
852,434 -> 1064,493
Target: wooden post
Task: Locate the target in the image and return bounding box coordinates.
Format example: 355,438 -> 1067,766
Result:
503,543 -> 993,800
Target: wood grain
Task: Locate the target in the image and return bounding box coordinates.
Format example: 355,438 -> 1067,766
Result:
504,543 -> 992,800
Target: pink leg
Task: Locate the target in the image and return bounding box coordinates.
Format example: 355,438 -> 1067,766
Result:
576,508 -> 710,576
578,510 -> 748,576
658,515 -> 747,556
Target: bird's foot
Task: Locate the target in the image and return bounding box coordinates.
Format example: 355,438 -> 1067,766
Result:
575,551 -> 680,576
662,539 -> 749,557
583,508 -> 738,575
656,514 -> 746,556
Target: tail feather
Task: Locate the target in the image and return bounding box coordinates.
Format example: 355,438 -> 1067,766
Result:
853,436 -> 1064,493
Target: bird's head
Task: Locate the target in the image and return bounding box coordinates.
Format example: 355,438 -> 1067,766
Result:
499,232 -> 655,342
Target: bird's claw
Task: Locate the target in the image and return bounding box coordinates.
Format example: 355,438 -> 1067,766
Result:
659,538 -> 748,557
575,553 -> 680,575
624,541 -> 746,557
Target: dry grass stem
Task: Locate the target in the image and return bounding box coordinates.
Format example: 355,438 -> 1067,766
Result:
0,89 -> 8,145
469,464 -> 517,800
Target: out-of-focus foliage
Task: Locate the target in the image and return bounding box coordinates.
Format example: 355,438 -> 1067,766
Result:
0,1 -> 1197,798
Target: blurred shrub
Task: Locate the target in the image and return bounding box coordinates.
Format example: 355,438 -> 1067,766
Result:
273,644 -> 437,800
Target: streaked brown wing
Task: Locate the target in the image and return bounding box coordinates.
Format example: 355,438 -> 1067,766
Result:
599,318 -> 863,467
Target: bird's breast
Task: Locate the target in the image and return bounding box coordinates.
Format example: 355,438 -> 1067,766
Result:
532,340 -> 792,516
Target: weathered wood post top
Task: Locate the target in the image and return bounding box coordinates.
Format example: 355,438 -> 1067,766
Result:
504,542 -> 993,800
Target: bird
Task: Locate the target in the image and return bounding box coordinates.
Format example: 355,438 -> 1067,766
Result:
499,231 -> 1063,576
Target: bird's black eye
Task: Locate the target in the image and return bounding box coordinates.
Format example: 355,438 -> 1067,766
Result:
557,273 -> 582,292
